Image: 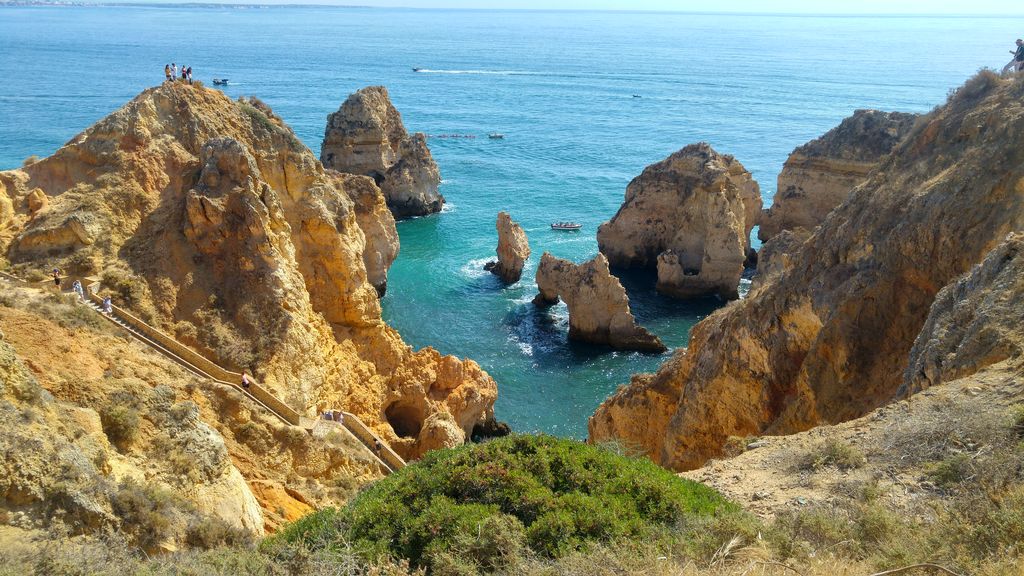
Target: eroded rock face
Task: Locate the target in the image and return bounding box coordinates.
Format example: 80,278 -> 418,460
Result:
759,110 -> 918,242
534,252 -> 665,353
0,336 -> 264,544
484,211 -> 530,283
597,143 -> 761,300
901,233 -> 1024,396
0,84 -> 494,461
321,86 -> 443,219
591,74 -> 1024,470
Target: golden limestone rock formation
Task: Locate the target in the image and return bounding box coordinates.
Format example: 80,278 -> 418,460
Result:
759,109 -> 918,243
597,143 -> 761,300
0,290 -> 386,537
901,232 -> 1024,396
534,252 -> 666,353
590,72 -> 1024,470
0,83 -> 495,461
0,330 -> 264,549
484,211 -> 530,283
320,86 -> 443,219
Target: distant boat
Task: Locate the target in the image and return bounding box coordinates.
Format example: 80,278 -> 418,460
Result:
412,67 -> 424,72
632,94 -> 642,98
551,222 -> 582,231
488,133 -> 505,139
213,78 -> 229,86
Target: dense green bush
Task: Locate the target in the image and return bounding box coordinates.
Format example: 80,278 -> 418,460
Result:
271,435 -> 735,573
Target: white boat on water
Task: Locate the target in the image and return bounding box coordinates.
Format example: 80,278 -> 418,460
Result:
551,222 -> 582,231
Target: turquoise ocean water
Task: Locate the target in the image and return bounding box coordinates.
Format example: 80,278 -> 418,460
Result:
0,7 -> 1018,437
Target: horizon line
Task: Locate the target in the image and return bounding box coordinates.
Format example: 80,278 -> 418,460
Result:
0,1 -> 1011,17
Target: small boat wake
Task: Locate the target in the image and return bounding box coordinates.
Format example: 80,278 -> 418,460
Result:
413,68 -> 530,75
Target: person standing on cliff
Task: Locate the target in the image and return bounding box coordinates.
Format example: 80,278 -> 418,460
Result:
171,63 -> 177,82
51,268 -> 61,289
181,65 -> 188,82
1003,39 -> 1024,75
164,64 -> 171,83
186,66 -> 193,85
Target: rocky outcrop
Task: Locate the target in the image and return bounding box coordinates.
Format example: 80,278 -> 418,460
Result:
749,228 -> 811,295
0,333 -> 264,547
597,143 -> 761,300
759,110 -> 918,242
534,252 -> 666,353
484,211 -> 530,283
901,233 -> 1024,397
320,86 -> 443,219
591,73 -> 1024,470
0,83 -> 495,461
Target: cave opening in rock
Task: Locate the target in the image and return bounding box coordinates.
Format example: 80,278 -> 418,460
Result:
385,402 -> 423,439
368,170 -> 386,187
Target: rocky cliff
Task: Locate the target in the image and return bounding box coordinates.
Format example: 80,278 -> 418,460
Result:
320,86 -> 443,219
596,143 -> 761,300
759,109 -> 918,242
484,211 -> 530,283
902,232 -> 1024,397
0,83 -> 495,461
534,252 -> 666,353
590,72 -> 1024,470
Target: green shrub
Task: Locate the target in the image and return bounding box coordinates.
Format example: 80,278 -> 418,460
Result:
99,404 -> 140,449
185,516 -> 253,550
1010,405 -> 1024,438
925,453 -> 974,489
270,435 -> 736,573
799,439 -> 866,471
110,479 -> 179,551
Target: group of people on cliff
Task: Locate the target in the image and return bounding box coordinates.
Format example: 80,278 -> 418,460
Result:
1003,39 -> 1024,75
164,63 -> 193,85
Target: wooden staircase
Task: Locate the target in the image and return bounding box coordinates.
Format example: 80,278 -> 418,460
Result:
1,270 -> 405,473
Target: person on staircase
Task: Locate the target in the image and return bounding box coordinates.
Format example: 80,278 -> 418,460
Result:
102,296 -> 113,315
72,279 -> 84,301
51,268 -> 61,289
241,373 -> 251,390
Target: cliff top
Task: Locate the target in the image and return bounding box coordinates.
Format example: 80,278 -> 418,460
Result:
792,108 -> 919,162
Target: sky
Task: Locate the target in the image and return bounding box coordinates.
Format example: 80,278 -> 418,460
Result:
81,0 -> 1015,14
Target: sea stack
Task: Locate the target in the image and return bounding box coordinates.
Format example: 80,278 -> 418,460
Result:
596,143 -> 761,300
759,109 -> 918,242
590,74 -> 1024,471
484,211 -> 530,283
321,86 -> 444,219
534,252 -> 666,353
0,83 -> 495,462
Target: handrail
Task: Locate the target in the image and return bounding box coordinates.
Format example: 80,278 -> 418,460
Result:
313,419 -> 397,474
84,284 -> 305,427
7,270 -> 403,473
340,411 -> 406,471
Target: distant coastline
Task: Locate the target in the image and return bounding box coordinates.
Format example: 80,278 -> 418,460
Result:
0,1 -> 1004,17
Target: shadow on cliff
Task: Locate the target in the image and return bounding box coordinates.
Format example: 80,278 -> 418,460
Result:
611,266 -> 725,328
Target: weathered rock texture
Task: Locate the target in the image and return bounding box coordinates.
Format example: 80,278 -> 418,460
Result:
597,143 -> 761,300
0,84 -> 495,461
320,86 -> 443,219
590,73 -> 1024,470
759,110 -> 918,242
534,252 -> 666,353
484,211 -> 530,283
901,233 -> 1024,397
0,329 -> 263,549
0,290 -> 386,537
